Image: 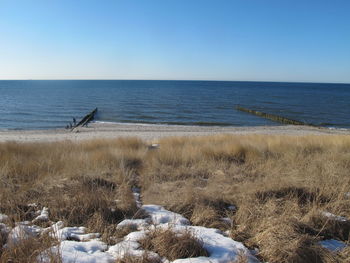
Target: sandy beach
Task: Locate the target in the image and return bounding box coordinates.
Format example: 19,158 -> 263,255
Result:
0,122 -> 349,143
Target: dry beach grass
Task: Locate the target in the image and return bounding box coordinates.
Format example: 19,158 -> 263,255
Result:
139,228 -> 208,260
1,134 -> 350,262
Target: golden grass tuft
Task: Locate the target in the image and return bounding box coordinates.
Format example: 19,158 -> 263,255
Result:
304,211 -> 350,241
140,228 -> 208,261
1,234 -> 60,263
116,254 -> 162,263
252,218 -> 332,263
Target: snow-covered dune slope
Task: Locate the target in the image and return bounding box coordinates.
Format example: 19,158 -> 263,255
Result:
1,204 -> 259,263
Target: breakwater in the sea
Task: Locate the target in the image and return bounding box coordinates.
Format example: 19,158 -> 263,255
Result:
0,80 -> 349,130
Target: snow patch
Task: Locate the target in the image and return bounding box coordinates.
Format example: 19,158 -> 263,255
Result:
132,187 -> 142,208
142,205 -> 190,226
172,225 -> 259,263
0,213 -> 9,222
7,224 -> 43,245
0,223 -> 10,235
41,240 -> 114,263
50,225 -> 99,241
6,202 -> 258,263
220,217 -> 233,225
108,231 -> 160,261
117,219 -> 149,229
321,211 -> 348,222
228,205 -> 236,211
33,207 -> 49,222
111,205 -> 259,263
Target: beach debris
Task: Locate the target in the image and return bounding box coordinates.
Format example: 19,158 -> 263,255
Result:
147,143 -> 160,150
235,105 -> 313,126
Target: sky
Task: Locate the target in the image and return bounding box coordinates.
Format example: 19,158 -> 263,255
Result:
0,0 -> 349,83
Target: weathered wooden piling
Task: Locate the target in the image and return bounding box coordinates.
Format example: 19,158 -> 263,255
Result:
71,108 -> 98,131
235,106 -> 313,126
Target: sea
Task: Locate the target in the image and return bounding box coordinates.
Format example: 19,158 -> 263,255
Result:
0,80 -> 349,130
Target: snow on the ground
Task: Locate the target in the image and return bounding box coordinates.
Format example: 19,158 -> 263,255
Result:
319,239 -> 347,252
109,204 -> 259,263
142,204 -> 190,226
345,192 -> 350,199
321,211 -> 348,222
117,218 -> 149,228
170,225 -> 259,263
39,220 -> 114,263
50,224 -> 100,242
7,223 -> 43,245
227,205 -> 236,211
2,203 -> 259,263
0,213 -> 9,222
132,187 -> 142,208
4,198 -> 350,262
108,231 -> 161,261
0,213 -> 10,238
40,240 -> 114,263
0,223 -> 10,237
33,207 -> 49,223
220,217 -> 233,225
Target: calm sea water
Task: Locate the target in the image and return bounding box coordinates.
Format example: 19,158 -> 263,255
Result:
0,80 -> 349,130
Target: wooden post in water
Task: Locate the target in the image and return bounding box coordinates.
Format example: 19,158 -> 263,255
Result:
71,108 -> 98,131
235,106 -> 314,126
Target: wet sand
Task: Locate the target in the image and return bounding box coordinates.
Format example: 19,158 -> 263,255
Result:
0,122 -> 349,143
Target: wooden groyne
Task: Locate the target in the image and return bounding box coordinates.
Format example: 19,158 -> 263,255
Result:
235,106 -> 312,126
76,108 -> 98,127
68,108 -> 98,131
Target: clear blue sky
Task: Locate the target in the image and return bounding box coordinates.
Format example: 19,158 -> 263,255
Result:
0,0 -> 349,82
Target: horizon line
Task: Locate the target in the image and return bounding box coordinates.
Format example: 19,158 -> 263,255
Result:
0,78 -> 349,85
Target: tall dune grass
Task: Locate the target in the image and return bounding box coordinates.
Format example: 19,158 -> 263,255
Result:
1,135 -> 350,262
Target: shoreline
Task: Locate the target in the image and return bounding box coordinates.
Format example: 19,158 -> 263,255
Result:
0,122 -> 349,143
